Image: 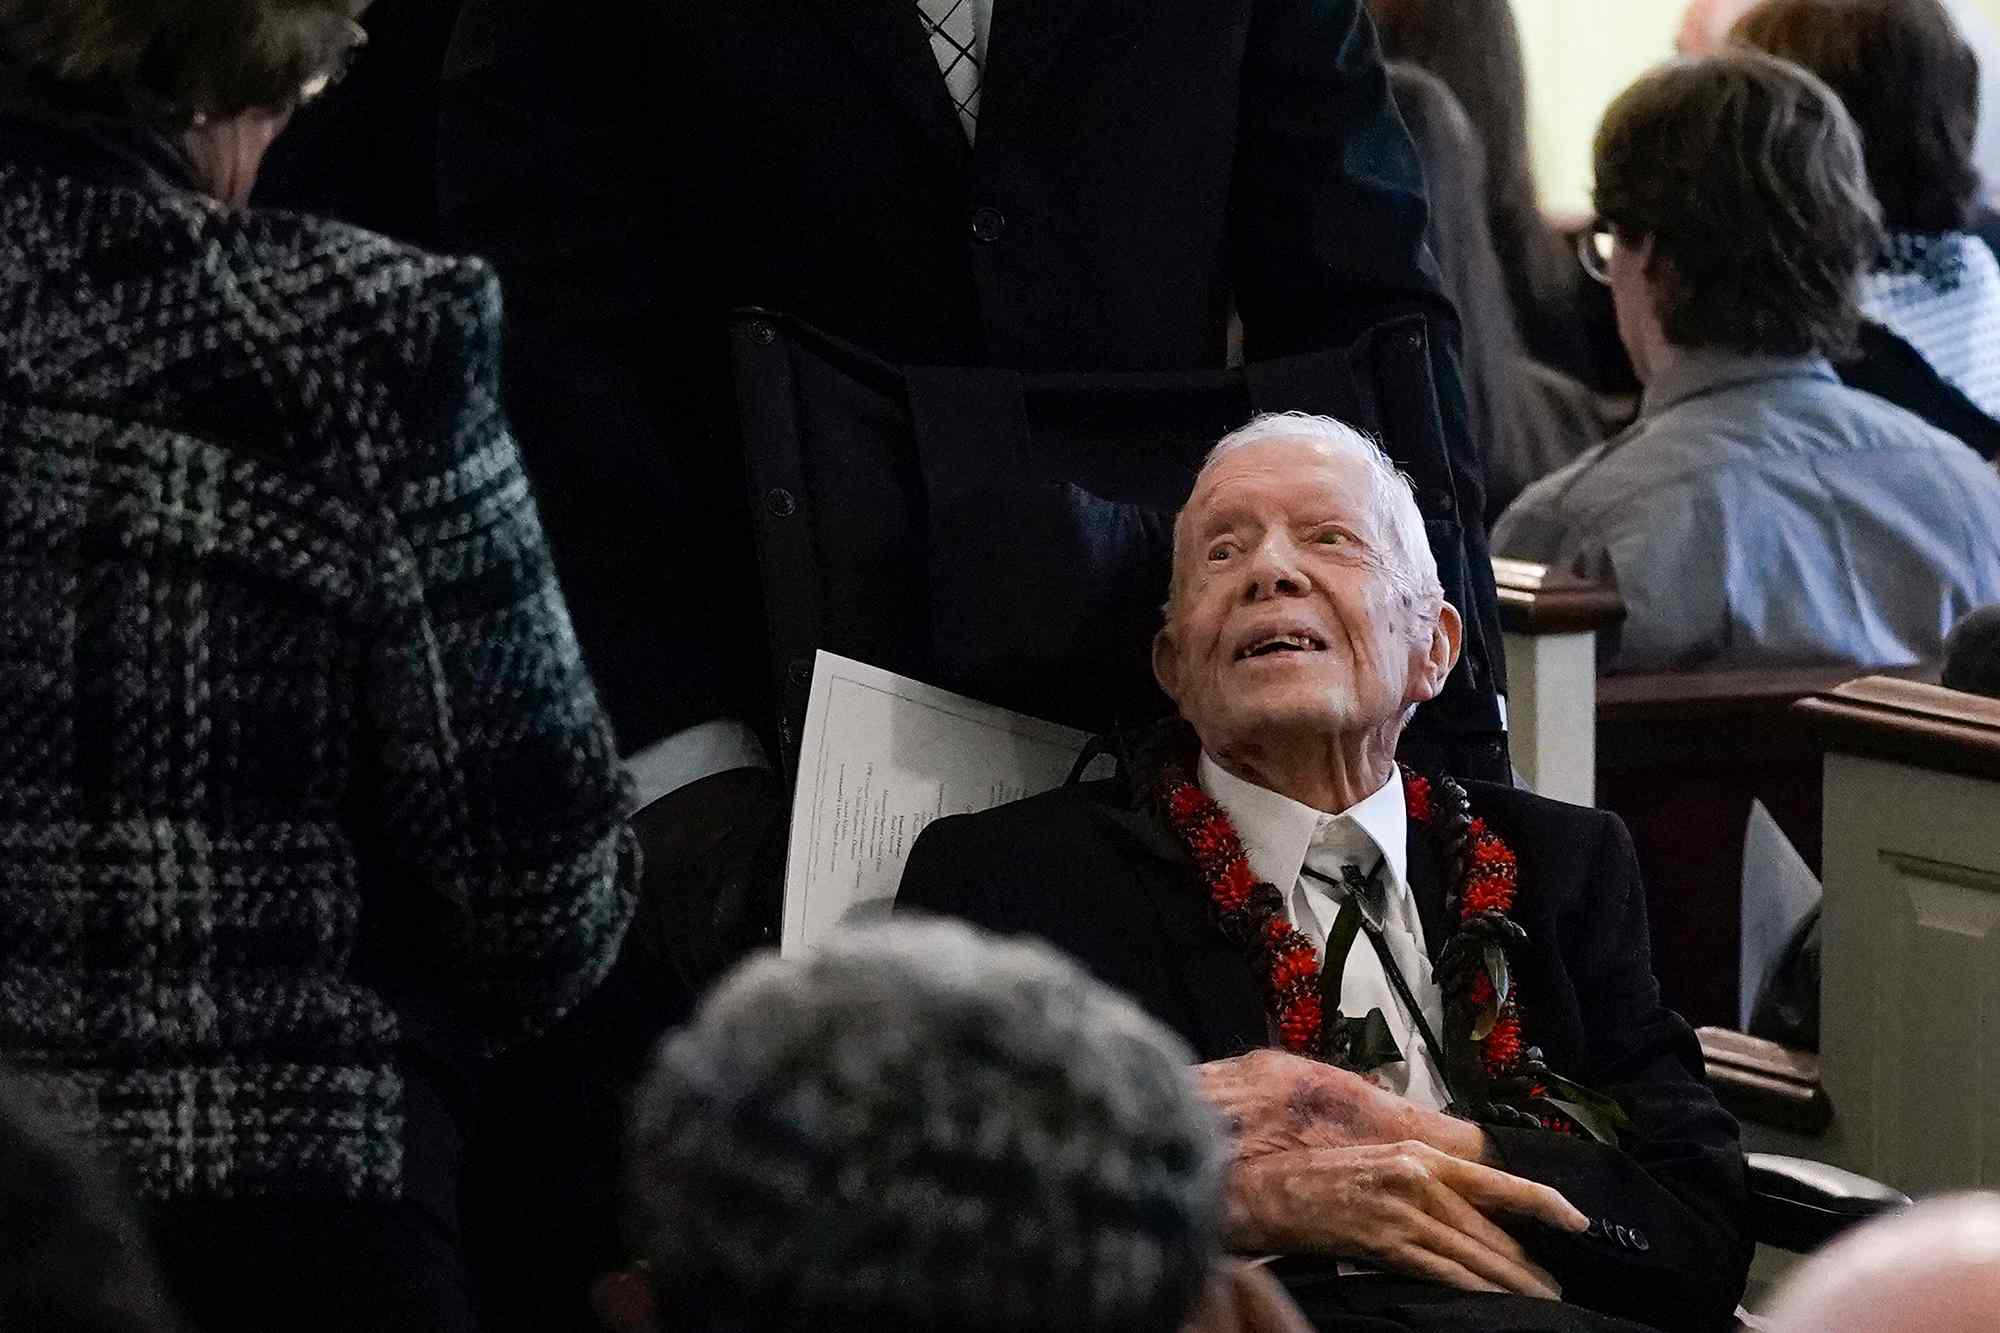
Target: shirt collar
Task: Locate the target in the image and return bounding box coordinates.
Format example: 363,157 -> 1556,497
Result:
1196,753 -> 1409,899
1639,349 -> 1838,420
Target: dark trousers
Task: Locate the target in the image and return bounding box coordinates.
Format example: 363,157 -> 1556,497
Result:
146,1061 -> 477,1333
461,935 -> 693,1333
1277,1266 -> 1666,1333
149,1195 -> 477,1333
145,1048 -> 480,1328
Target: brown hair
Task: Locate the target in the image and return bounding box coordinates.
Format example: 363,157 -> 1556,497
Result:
1593,51 -> 1884,357
0,0 -> 367,121
1734,0 -> 1979,234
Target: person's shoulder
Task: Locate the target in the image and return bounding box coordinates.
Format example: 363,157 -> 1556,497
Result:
1457,778 -> 1628,865
1493,426 -> 1694,561
915,779 -> 1131,855
1781,370 -> 1975,455
231,206 -> 501,346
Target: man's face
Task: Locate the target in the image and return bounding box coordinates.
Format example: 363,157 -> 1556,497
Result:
1606,229 -> 1660,384
1152,436 -> 1458,755
1676,0 -> 1756,56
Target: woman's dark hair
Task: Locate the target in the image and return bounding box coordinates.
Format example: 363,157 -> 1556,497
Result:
1734,0 -> 1980,234
1366,0 -> 1579,363
0,0 -> 367,121
1388,66 -> 1535,502
1594,51 -> 1885,357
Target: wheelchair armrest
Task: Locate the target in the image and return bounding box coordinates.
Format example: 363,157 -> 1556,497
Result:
1747,1152 -> 1910,1253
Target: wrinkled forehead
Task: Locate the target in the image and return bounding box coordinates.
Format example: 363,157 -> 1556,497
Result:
1177,436 -> 1378,543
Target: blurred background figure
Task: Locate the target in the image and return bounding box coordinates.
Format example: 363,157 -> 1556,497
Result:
1676,0 -> 1759,55
1369,0 -> 1634,394
1734,0 -> 2000,450
1680,0 -> 2000,213
1387,63 -> 1615,519
1760,1193 -> 2000,1333
0,1 -> 638,1328
1494,50 -> 2000,672
609,919 -> 1255,1333
0,1070 -> 186,1333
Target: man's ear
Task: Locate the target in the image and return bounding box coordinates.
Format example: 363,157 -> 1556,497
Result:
1152,624 -> 1183,705
1408,601 -> 1463,705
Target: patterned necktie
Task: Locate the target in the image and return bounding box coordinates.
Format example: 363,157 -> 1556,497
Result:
916,0 -> 983,142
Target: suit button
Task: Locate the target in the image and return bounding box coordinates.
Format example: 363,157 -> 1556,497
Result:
971,205 -> 1007,243
1629,1228 -> 1650,1252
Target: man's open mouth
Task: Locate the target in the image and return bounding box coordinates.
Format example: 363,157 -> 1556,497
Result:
1233,632 -> 1327,661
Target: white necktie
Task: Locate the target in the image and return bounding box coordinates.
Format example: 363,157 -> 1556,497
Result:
916,0 -> 983,142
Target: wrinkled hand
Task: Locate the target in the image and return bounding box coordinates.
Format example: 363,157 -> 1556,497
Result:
1224,1141 -> 1588,1300
1197,1049 -> 1414,1158
1179,1261 -> 1315,1333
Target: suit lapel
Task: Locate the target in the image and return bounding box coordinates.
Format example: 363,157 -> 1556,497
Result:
1088,802 -> 1269,1059
1405,816 -> 1450,965
802,0 -> 969,163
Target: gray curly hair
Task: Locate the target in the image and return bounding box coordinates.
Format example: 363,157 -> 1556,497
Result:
626,918 -> 1225,1333
0,0 -> 369,121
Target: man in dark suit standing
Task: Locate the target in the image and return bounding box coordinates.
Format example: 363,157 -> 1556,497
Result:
437,0 -> 1505,985
899,413 -> 1749,1333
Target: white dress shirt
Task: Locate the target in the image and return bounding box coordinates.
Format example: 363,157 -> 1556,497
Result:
1198,754 -> 1449,1110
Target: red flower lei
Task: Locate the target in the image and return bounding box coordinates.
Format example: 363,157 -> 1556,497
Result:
1155,758 -> 1575,1132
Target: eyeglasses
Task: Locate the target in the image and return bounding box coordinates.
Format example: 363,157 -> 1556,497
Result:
298,20 -> 369,106
1577,219 -> 1617,285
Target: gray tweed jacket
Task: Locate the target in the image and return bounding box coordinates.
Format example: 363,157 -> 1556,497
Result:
0,119 -> 638,1203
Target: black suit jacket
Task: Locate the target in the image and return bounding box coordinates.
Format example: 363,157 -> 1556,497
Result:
897,774 -> 1750,1333
438,0 -> 1496,753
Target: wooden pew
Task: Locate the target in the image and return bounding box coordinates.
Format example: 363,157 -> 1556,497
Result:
1493,558 -> 1624,805
1492,560 -> 1847,1028
1594,664 -> 1880,1029
1795,677 -> 2000,1193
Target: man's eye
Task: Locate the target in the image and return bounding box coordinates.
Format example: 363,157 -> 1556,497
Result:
1207,543 -> 1234,562
1317,529 -> 1351,545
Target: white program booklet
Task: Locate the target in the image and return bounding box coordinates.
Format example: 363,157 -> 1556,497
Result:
780,651 -> 1098,956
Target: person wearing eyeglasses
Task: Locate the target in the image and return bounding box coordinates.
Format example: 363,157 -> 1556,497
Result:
0,3 -> 641,1330
1492,51 -> 2000,675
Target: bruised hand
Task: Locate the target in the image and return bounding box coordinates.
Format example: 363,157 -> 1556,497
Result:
1196,1049 -> 1415,1158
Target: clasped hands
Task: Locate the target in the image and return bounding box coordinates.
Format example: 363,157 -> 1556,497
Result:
1196,1050 -> 1588,1301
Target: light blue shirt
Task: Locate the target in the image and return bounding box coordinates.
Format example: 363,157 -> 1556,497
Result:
1493,351 -> 2000,672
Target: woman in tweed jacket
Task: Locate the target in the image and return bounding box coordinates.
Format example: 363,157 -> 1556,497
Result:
0,2 -> 638,1328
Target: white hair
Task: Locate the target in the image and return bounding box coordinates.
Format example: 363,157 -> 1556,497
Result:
1165,411 -> 1443,617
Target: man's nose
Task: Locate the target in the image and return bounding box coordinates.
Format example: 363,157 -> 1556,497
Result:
1242,535 -> 1310,599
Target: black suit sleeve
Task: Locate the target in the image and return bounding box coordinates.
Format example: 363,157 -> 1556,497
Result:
1486,812 -> 1752,1333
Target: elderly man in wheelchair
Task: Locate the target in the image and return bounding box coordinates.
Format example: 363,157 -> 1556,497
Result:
899,412 -> 1751,1333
